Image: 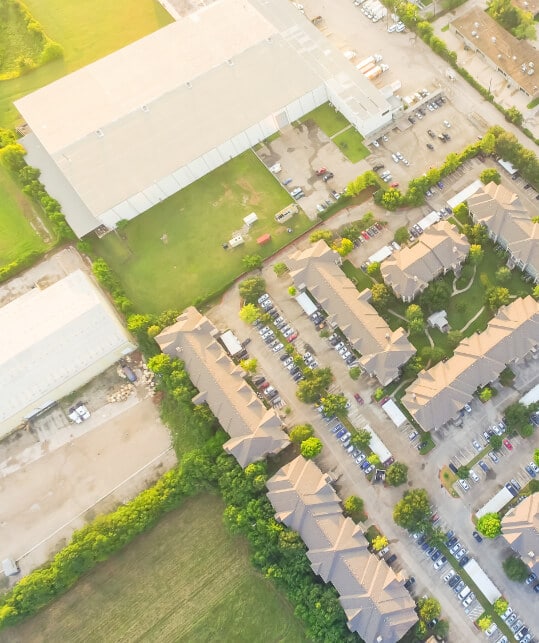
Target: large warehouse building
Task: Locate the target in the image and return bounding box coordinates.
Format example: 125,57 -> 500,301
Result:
15,0 -> 395,237
0,270 -> 135,437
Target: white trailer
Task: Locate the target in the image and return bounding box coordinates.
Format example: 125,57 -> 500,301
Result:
364,424 -> 393,465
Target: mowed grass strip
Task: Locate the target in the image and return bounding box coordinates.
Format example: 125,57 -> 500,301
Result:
2,495 -> 308,643
92,151 -> 313,313
0,166 -> 47,268
0,0 -> 172,128
299,103 -> 350,137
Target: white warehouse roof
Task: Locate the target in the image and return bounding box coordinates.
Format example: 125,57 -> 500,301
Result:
16,0 -> 393,236
0,270 -> 135,437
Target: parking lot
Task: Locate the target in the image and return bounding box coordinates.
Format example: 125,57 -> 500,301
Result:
255,120 -> 369,219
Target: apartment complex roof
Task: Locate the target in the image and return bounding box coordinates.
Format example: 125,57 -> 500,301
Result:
156,307 -> 288,467
381,222 -> 470,300
451,6 -> 539,97
502,493 -> 539,575
266,456 -> 417,642
288,241 -> 415,385
402,296 -> 539,431
468,182 -> 539,276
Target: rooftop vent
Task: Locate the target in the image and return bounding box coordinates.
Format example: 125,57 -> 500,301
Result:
491,37 -> 496,43
186,81 -> 192,88
141,104 -> 149,113
227,59 -> 234,66
95,129 -> 104,138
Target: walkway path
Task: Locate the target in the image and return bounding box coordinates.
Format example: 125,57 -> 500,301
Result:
330,124 -> 352,139
452,264 -> 476,295
460,305 -> 485,333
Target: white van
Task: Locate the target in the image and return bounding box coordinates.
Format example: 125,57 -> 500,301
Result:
458,585 -> 471,601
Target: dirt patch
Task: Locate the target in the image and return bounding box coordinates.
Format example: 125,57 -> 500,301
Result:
237,177 -> 263,206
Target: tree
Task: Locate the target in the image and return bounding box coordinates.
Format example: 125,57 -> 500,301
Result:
463,223 -> 488,245
242,254 -> 262,270
386,462 -> 408,486
505,402 -> 532,435
343,495 -> 365,518
456,465 -> 470,479
494,598 -> 509,615
300,436 -> 323,459
351,428 -> 371,450
447,330 -> 464,350
480,387 -> 493,403
332,237 -> 354,257
309,229 -> 333,243
503,555 -> 529,582
367,453 -> 381,466
370,283 -> 391,307
394,227 -> 409,245
373,387 -> 385,401
274,262 -> 288,277
533,449 -> 539,467
495,266 -> 512,284
289,424 -> 314,444
296,368 -> 333,403
405,304 -> 424,334
533,285 -> 539,300
477,513 -> 502,538
239,277 -> 266,304
320,393 -> 348,417
486,286 -> 510,309
489,434 -> 503,450
393,488 -> 431,532
288,286 -> 297,296
239,303 -> 260,323
366,261 -> 381,279
433,619 -> 450,640
349,366 -> 361,380
372,535 -> 388,551
480,168 -> 501,185
240,358 -> 258,374
420,280 -> 451,313
418,597 -> 441,623
469,244 -> 484,265
477,615 -> 492,631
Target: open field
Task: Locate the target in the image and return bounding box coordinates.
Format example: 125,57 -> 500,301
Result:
299,103 -> 350,137
2,494 -> 308,643
333,128 -> 370,163
0,166 -> 48,268
93,151 -> 313,313
0,0 -> 171,128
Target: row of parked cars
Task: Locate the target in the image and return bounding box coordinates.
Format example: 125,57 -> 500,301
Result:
499,603 -> 534,642
329,421 -> 375,475
328,333 -> 358,367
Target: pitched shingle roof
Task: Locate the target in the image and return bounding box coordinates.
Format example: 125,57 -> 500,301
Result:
288,241 -> 415,385
266,456 -> 418,642
468,182 -> 539,279
402,296 -> 539,431
381,222 -> 469,300
156,307 -> 288,467
502,493 -> 539,575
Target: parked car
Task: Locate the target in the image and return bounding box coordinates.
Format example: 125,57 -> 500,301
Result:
472,530 -> 483,543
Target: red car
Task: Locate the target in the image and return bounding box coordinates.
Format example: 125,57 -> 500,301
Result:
354,393 -> 364,405
315,167 -> 328,176
259,381 -> 270,390
361,230 -> 370,240
390,182 -> 399,188
503,439 -> 513,451
287,332 -> 298,343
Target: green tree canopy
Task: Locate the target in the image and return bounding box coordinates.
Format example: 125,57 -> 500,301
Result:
239,303 -> 260,324
332,237 -> 354,257
469,244 -> 484,265
505,402 -> 532,435
418,597 -> 441,623
300,436 -> 323,459
296,368 -> 333,403
370,283 -> 392,307
372,535 -> 388,551
503,555 -> 529,581
534,449 -> 539,467
273,262 -> 288,277
480,168 -> 501,185
494,598 -> 509,615
393,488 -> 431,532
239,277 -> 266,304
309,229 -> 333,244
351,428 -> 371,451
489,434 -> 503,450
343,495 -> 364,518
457,465 -> 470,479
239,358 -> 258,373
320,393 -> 348,417
367,453 -> 381,466
479,387 -> 493,402
447,329 -> 464,350
477,512 -> 502,538
386,462 -> 408,486
486,286 -> 510,309
366,261 -> 381,279
288,285 -> 297,296
349,366 -> 361,380
477,615 -> 492,631
289,424 -> 314,444
420,280 -> 451,313
495,266 -> 511,284
394,227 -> 409,245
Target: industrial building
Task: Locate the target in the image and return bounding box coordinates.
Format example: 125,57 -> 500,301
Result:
15,0 -> 396,237
0,269 -> 135,438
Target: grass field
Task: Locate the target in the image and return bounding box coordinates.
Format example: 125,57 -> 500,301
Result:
92,151 -> 313,313
2,495 -> 308,643
0,165 -> 48,268
0,0 -> 171,128
333,128 -> 371,163
299,103 -> 350,137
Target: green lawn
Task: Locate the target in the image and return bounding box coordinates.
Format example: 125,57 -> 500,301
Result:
0,0 -> 171,129
341,260 -> 373,292
0,164 -> 49,268
92,151 -> 313,313
1,495 -> 308,643
299,103 -> 350,137
333,128 -> 371,163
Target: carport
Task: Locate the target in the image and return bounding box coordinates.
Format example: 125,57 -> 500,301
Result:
382,399 -> 407,428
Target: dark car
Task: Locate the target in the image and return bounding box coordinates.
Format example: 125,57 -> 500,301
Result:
472,531 -> 483,543
478,460 -> 490,473
426,143 -> 434,150
427,129 -> 436,138
447,536 -> 458,548
448,574 -> 461,588
323,172 -> 334,182
408,116 -> 415,124
373,164 -> 384,171
459,556 -> 470,567
431,550 -> 441,562
404,577 -> 415,589
386,554 -> 397,565
448,462 -> 458,474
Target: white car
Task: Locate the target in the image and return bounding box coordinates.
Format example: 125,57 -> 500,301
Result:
75,403 -> 91,421
391,153 -> 399,163
470,469 -> 480,483
455,547 -> 467,560
459,479 -> 470,492
68,408 -> 83,424
258,293 -> 269,304
443,569 -> 455,583
485,622 -> 498,638
408,430 -> 419,441
272,342 -> 284,352
443,120 -> 451,128
372,140 -> 380,147
462,592 -> 475,607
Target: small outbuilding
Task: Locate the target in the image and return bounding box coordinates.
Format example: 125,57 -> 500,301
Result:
2,558 -> 19,576
427,310 -> 449,332
243,212 -> 258,227
257,233 -> 271,245
229,235 -> 245,248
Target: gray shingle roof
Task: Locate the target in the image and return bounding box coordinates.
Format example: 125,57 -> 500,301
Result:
502,493 -> 539,575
